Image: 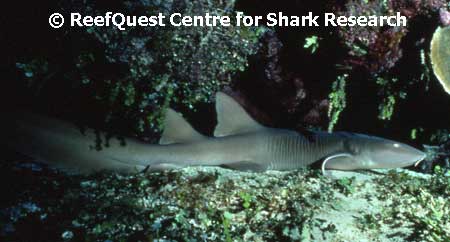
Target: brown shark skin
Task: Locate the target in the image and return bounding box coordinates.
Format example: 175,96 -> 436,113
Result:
2,93 -> 426,174
2,112 -> 335,173
3,111 -> 148,173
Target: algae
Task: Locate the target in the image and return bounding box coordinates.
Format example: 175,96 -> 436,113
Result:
1,159 -> 449,242
328,74 -> 347,132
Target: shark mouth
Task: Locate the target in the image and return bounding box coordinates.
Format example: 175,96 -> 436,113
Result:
414,154 -> 427,167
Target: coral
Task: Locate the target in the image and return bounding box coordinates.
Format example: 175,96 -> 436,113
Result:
2,159 -> 449,241
440,9 -> 450,26
334,0 -> 407,74
334,0 -> 446,74
373,171 -> 450,241
234,0 -> 448,133
261,29 -> 284,84
422,130 -> 450,172
9,0 -> 450,167
430,26 -> 450,94
332,0 -> 448,125
16,0 -> 264,136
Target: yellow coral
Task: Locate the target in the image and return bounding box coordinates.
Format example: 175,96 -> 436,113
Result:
430,26 -> 450,95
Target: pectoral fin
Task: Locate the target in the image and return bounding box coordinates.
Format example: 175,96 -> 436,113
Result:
220,161 -> 267,172
321,153 -> 355,174
147,163 -> 185,172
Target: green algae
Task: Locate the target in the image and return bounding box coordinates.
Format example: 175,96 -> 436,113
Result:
1,160 -> 449,241
328,74 -> 348,132
15,0 -> 264,136
303,36 -> 320,54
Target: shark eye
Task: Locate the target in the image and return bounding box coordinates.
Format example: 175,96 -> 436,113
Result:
393,143 -> 400,148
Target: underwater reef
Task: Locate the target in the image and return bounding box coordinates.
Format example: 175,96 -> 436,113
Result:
2,0 -> 450,241
11,0 -> 264,137
1,160 -> 449,241
5,0 -> 450,168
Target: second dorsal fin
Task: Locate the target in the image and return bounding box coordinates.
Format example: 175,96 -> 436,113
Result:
159,108 -> 205,145
214,92 -> 265,137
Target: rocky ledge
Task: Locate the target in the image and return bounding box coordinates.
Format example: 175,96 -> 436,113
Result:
0,160 -> 449,242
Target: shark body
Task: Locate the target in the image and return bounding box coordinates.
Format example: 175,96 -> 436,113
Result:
2,92 -> 426,173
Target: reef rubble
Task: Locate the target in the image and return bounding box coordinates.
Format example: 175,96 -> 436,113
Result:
1,158 -> 449,242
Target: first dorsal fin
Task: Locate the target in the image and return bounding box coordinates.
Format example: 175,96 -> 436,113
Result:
214,92 -> 265,137
159,108 -> 205,145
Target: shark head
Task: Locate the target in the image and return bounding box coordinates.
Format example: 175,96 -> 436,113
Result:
323,133 -> 427,171
347,133 -> 427,169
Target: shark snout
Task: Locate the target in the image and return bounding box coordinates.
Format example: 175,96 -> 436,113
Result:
364,140 -> 428,169
413,150 -> 427,167
395,145 -> 427,167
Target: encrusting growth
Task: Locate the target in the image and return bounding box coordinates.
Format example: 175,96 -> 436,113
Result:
430,26 -> 450,94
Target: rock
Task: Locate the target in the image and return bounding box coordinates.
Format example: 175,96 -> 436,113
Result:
1,163 -> 449,241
